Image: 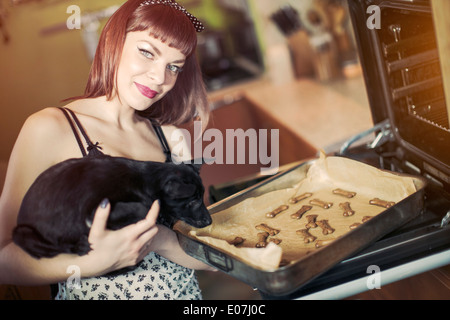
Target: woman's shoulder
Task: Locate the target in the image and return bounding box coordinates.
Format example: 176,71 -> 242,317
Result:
18,107 -> 76,160
3,107 -> 75,201
25,97 -> 95,125
23,107 -> 68,134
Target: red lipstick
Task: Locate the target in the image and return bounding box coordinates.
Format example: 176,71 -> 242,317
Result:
135,82 -> 158,99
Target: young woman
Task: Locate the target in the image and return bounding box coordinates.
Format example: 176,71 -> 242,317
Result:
0,0 -> 213,300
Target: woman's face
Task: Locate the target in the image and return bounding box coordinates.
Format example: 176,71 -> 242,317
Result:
115,31 -> 186,111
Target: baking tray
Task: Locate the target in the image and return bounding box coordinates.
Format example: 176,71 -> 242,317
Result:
174,158 -> 427,296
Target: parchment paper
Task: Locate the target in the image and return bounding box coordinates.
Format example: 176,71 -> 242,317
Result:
176,154 -> 417,271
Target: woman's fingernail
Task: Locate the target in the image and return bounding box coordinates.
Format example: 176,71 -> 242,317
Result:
100,198 -> 109,208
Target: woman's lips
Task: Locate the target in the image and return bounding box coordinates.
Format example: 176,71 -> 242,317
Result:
135,82 -> 158,99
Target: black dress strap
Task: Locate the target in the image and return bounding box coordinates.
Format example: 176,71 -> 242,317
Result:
59,107 -> 103,157
151,122 -> 172,163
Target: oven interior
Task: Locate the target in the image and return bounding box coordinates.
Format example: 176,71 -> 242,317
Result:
352,1 -> 450,192
382,7 -> 449,134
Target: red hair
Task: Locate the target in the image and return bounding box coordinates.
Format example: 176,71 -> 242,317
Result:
72,0 -> 209,125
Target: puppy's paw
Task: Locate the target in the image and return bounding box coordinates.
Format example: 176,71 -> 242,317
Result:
73,235 -> 92,256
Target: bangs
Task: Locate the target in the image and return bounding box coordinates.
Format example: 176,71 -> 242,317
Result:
127,4 -> 197,56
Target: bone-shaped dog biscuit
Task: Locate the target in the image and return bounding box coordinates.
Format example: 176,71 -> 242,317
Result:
339,202 -> 355,217
255,223 -> 280,236
369,198 -> 395,208
289,192 -> 313,204
315,238 -> 336,248
317,220 -> 335,235
296,229 -> 317,243
305,215 -> 318,229
290,205 -> 313,219
255,232 -> 269,248
309,199 -> 333,209
266,205 -> 289,218
228,237 -> 245,246
333,188 -> 356,198
349,222 -> 361,230
268,238 -> 282,245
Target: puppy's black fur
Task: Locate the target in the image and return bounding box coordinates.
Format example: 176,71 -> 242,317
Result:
13,155 -> 212,259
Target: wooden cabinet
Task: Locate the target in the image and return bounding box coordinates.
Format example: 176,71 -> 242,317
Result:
0,285 -> 51,300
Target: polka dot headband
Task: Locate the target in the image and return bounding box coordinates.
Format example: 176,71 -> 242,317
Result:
140,0 -> 205,32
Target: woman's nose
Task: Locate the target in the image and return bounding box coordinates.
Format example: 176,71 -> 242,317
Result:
147,63 -> 165,85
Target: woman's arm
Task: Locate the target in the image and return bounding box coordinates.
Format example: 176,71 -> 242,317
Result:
0,200 -> 159,285
0,109 -> 159,285
0,110 -> 80,285
151,225 -> 216,271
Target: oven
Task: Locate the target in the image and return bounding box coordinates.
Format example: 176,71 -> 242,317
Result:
266,0 -> 450,299
176,0 -> 450,299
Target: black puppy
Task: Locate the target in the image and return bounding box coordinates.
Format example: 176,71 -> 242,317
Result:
13,155 -> 212,259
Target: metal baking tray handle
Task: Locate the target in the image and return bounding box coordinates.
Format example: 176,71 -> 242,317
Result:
204,247 -> 234,272
441,211 -> 450,228
339,119 -> 392,155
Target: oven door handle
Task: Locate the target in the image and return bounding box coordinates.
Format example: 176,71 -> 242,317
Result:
339,119 -> 393,155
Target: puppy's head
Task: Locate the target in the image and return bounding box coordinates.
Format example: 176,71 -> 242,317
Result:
159,163 -> 212,229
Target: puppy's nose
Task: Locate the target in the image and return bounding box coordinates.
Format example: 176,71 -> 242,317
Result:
191,215 -> 212,228
201,214 -> 212,227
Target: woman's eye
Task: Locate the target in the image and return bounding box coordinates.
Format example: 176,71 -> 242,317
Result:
167,64 -> 183,74
139,49 -> 153,59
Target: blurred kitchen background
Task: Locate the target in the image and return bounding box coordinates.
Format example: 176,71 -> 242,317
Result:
1,0 -> 373,204
3,0 -> 445,300
0,0 -> 366,162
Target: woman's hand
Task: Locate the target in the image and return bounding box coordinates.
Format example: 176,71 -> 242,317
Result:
85,199 -> 160,276
152,224 -> 217,272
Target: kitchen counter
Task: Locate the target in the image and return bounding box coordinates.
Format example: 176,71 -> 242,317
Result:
245,77 -> 373,151
209,76 -> 374,153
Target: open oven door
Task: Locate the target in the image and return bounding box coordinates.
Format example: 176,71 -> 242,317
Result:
348,0 -> 450,192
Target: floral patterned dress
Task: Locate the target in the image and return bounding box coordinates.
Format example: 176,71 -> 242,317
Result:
56,252 -> 202,300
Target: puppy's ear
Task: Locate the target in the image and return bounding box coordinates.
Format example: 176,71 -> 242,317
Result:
187,162 -> 202,174
184,157 -> 214,173
164,179 -> 196,198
